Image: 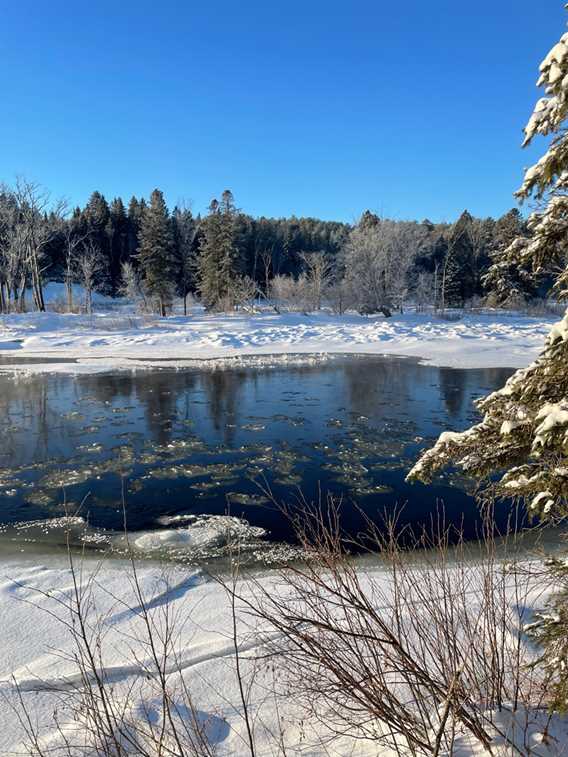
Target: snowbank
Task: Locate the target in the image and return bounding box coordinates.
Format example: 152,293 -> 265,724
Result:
0,551 -> 567,755
0,308 -> 557,374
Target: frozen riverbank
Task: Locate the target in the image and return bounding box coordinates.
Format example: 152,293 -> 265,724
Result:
1,539 -> 567,756
0,308 -> 558,374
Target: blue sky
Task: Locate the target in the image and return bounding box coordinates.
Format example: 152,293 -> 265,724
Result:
0,1 -> 564,222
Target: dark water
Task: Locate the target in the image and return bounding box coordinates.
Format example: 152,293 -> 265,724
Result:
0,356 -> 514,550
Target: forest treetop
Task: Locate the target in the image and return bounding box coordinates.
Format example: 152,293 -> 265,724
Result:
0,178 -> 543,315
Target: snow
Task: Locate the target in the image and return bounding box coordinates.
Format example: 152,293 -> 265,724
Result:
0,550 -> 567,755
125,515 -> 267,554
534,402 -> 568,448
0,307 -> 557,374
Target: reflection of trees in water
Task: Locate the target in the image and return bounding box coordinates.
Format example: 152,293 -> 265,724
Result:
77,373 -> 138,404
438,367 -> 513,420
342,358 -> 418,422
78,371 -> 195,446
199,369 -> 246,445
438,368 -> 468,418
135,379 -> 178,446
0,375 -> 68,466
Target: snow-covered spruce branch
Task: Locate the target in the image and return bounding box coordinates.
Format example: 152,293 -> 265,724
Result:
407,311 -> 568,518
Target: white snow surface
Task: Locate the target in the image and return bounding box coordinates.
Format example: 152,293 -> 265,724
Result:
0,307 -> 557,373
0,553 -> 567,755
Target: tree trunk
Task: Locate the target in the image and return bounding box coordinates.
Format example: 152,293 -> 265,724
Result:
30,254 -> 45,312
17,275 -> 27,313
66,278 -> 73,312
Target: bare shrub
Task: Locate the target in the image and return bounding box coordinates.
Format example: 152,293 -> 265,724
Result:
231,275 -> 260,312
7,501 -> 562,756
269,274 -> 309,312
9,544 -> 228,756
120,261 -> 152,314
231,501 -> 555,755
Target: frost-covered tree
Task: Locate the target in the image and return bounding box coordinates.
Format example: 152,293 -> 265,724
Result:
342,214 -> 422,314
299,250 -> 333,311
408,14 -> 568,708
482,209 -> 535,307
75,240 -> 106,315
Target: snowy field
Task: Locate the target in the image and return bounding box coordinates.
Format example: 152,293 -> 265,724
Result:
1,549 -> 567,756
0,303 -> 558,374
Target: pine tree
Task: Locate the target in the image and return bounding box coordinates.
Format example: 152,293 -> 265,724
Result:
408,14 -> 568,708
172,206 -> 197,315
82,191 -> 111,292
441,211 -> 476,308
108,198 -> 128,294
482,209 -> 534,306
137,189 -> 174,316
127,196 -> 145,260
197,190 -> 238,310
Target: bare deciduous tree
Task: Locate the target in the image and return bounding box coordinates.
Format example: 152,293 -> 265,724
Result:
61,219 -> 88,312
342,219 -> 426,314
299,251 -> 333,311
13,177 -> 65,312
75,240 -> 105,314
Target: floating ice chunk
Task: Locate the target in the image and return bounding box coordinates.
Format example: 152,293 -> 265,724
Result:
130,515 -> 266,554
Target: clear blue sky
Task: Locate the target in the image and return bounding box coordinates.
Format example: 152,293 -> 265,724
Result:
0,1 -> 564,222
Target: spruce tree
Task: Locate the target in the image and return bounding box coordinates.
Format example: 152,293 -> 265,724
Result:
109,197 -> 128,294
172,206 -> 197,315
482,209 -> 534,306
197,190 -> 238,310
441,211 -> 476,307
408,14 -> 568,709
127,196 -> 145,260
137,189 -> 174,316
78,191 -> 111,292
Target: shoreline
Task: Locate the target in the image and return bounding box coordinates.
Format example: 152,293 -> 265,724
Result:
0,308 -> 556,374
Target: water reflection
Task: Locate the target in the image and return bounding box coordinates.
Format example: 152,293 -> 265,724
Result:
0,356 -> 513,541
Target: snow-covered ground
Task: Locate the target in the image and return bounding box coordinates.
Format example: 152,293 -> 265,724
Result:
0,290 -> 565,753
0,306 -> 558,374
1,544 -> 566,756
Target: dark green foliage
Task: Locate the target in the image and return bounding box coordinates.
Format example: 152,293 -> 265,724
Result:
137,189 -> 175,316
171,206 -> 197,314
197,191 -> 238,310
5,182 -> 554,312
82,191 -> 112,292
483,209 -> 536,306
108,198 -> 129,294
442,211 -> 476,307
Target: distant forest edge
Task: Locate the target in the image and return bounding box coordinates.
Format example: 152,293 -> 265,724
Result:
0,179 -> 551,317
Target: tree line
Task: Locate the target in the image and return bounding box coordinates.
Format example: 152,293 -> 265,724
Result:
0,178 -> 543,316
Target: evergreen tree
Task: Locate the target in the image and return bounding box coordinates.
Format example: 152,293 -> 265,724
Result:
197,190 -> 238,310
108,197 -> 128,294
441,211 -> 476,307
172,206 -> 197,315
408,15 -> 568,709
127,196 -> 146,261
82,191 -> 111,292
137,189 -> 174,316
482,208 -> 534,306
